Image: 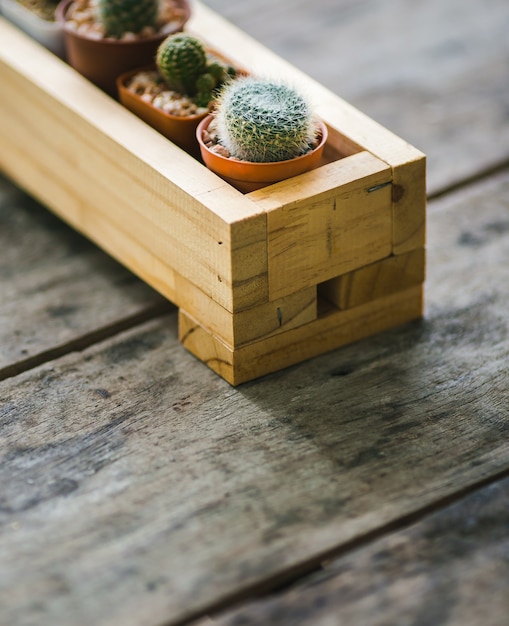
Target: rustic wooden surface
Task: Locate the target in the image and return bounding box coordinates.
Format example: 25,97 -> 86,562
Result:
0,177 -> 171,378
1,0 -> 508,625
210,476 -> 509,626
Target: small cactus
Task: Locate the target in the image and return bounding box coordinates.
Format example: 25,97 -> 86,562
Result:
156,33 -> 207,95
156,33 -> 237,108
214,77 -> 318,163
97,0 -> 159,38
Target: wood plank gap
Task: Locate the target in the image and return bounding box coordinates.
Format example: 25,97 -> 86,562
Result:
0,302 -> 174,382
175,464 -> 509,626
427,158 -> 509,201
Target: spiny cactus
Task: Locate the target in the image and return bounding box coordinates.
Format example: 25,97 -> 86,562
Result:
156,34 -> 207,95
156,33 -> 237,108
97,0 -> 159,38
214,77 -> 318,163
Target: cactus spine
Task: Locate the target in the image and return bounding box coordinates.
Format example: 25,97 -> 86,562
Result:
97,0 -> 159,38
214,77 -> 318,163
156,33 -> 237,108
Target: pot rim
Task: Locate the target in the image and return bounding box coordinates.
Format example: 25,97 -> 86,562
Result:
196,115 -> 329,169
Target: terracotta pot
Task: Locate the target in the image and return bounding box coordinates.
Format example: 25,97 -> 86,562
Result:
1,0 -> 65,57
117,67 -> 210,158
117,53 -> 247,158
196,116 -> 328,193
56,0 -> 191,96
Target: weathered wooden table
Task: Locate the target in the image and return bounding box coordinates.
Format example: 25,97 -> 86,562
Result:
1,1 -> 508,624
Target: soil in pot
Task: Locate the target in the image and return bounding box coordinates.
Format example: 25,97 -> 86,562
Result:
56,0 -> 191,96
117,67 -> 210,157
197,115 -> 329,193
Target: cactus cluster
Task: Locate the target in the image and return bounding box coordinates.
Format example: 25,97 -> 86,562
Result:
214,77 -> 318,163
96,0 -> 159,38
156,33 -> 237,108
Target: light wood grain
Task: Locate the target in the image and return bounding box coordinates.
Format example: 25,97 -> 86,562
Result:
0,172 -> 508,626
207,477 -> 509,626
204,0 -> 509,195
179,283 -> 317,348
392,157 -> 426,254
252,152 -> 393,300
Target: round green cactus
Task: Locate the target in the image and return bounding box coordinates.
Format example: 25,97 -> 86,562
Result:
156,33 -> 238,106
214,77 -> 318,163
156,33 -> 207,96
97,0 -> 159,38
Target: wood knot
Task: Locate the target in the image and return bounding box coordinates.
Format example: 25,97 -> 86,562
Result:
392,184 -> 405,203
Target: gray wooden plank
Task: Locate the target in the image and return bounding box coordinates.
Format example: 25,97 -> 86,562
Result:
0,171 -> 508,625
0,174 -> 170,376
203,0 -> 509,195
206,476 -> 509,626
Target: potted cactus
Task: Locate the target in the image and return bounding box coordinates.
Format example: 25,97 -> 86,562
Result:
196,76 -> 328,193
56,0 -> 191,95
117,32 -> 239,156
1,0 -> 65,56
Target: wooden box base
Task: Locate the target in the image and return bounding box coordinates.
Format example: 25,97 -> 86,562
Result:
0,2 -> 426,385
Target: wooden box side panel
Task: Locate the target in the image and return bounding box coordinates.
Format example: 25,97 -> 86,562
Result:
249,152 -> 393,300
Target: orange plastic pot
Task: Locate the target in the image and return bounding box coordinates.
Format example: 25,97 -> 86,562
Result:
196,116 -> 328,193
117,67 -> 208,157
56,0 -> 191,96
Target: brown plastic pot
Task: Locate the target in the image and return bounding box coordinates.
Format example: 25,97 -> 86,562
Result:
56,0 -> 191,96
196,116 -> 329,193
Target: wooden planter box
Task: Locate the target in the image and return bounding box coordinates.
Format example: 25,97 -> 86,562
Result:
0,2 -> 426,385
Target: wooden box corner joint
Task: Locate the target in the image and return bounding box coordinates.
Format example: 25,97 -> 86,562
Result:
0,2 -> 426,385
